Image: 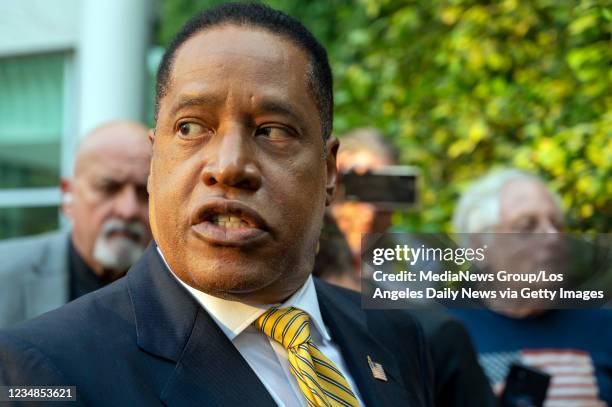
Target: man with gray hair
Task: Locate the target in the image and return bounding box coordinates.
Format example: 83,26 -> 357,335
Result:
451,168 -> 612,406
0,120 -> 152,327
452,168 -> 563,235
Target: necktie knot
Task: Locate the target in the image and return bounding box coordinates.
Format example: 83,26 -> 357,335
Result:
255,306 -> 360,406
256,307 -> 311,349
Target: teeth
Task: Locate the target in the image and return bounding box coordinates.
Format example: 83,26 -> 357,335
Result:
212,215 -> 248,228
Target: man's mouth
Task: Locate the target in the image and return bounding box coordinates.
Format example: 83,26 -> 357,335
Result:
190,200 -> 270,246
209,214 -> 250,228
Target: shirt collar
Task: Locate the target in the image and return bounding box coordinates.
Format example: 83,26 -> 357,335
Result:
156,246 -> 331,342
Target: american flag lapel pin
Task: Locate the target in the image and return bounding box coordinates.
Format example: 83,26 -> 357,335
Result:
367,355 -> 387,381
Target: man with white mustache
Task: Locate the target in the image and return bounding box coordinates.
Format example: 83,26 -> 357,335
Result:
92,218 -> 148,276
0,120 -> 152,326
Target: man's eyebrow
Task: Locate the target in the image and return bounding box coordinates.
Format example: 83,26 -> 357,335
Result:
169,95 -> 223,116
98,176 -> 123,185
169,95 -> 306,127
257,99 -> 303,123
98,176 -> 148,188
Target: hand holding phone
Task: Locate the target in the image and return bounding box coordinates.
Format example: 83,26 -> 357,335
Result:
501,364 -> 551,407
338,166 -> 419,210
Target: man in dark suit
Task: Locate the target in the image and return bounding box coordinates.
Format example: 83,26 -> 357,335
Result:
0,4 -> 433,406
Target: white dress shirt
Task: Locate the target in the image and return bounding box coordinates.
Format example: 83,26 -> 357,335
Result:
157,247 -> 363,407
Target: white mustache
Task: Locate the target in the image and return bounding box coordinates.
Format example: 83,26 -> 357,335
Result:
100,219 -> 146,241
93,218 -> 149,272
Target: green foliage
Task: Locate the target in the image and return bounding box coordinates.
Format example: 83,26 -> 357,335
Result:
156,0 -> 611,232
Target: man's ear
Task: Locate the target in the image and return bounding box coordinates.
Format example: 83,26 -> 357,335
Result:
60,178 -> 74,219
324,137 -> 340,206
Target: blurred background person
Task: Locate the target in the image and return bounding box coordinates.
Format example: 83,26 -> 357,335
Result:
331,127 -> 398,266
314,211 -> 360,289
317,127 -> 498,407
0,121 -> 152,327
451,169 -> 612,406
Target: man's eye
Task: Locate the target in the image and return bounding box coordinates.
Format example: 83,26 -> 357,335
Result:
100,183 -> 119,194
177,122 -> 209,139
514,217 -> 536,232
509,218 -> 527,232
255,126 -> 291,140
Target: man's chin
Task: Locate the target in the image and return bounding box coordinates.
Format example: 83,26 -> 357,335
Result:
186,267 -> 277,294
179,263 -> 303,304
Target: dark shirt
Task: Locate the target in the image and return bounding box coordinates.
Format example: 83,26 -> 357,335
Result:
68,239 -> 106,300
408,309 -> 499,407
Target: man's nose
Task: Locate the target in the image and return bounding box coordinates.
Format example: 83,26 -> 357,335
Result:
112,186 -> 141,220
200,127 -> 262,191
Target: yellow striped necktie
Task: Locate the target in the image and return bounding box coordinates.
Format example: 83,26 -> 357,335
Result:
255,307 -> 360,407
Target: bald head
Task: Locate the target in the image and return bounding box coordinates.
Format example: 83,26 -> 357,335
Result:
62,120 -> 152,280
75,121 -> 150,176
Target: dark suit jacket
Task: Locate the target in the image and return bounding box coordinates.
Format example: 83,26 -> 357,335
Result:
0,244 -> 434,406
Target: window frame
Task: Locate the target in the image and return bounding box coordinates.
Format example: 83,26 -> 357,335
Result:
0,52 -> 78,232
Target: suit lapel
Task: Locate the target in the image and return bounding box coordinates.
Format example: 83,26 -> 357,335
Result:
128,244 -> 275,407
161,306 -> 276,407
315,279 -> 412,407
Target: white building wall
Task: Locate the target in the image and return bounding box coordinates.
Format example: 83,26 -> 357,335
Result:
0,0 -> 80,57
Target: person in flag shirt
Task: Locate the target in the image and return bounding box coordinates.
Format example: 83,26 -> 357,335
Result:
451,169 -> 612,406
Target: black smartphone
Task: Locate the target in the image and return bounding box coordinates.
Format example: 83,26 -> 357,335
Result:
338,166 -> 418,210
501,363 -> 551,407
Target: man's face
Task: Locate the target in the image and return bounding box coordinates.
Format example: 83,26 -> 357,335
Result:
494,178 -> 567,280
149,26 -> 337,303
497,178 -> 564,233
64,134 -> 152,277
484,178 -> 567,316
